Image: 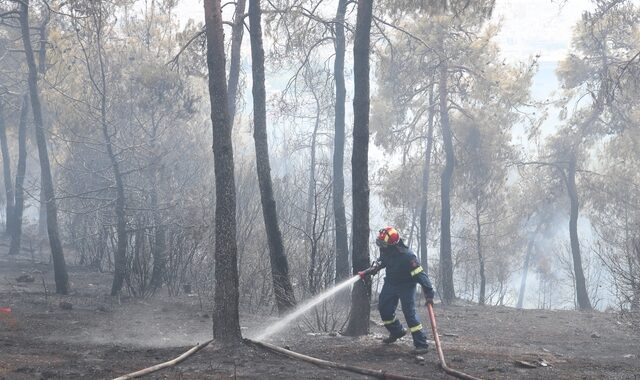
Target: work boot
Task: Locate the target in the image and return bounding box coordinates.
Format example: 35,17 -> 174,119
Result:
413,346 -> 429,354
382,329 -> 407,344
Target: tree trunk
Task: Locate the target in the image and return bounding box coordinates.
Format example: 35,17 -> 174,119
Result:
306,107 -> 320,294
475,199 -> 485,305
566,156 -> 592,310
249,0 -> 296,313
204,0 -> 242,344
19,0 -> 69,294
9,95 -> 29,256
106,126 -> 127,297
227,0 -> 247,124
344,0 -> 373,337
38,187 -> 47,236
438,62 -> 455,304
84,11 -> 128,297
419,86 -> 435,271
517,219 -> 543,309
306,86 -> 320,295
150,182 -> 166,291
37,13 -> 49,238
149,117 -> 165,291
102,97 -> 127,297
333,0 -> 350,283
0,101 -> 14,236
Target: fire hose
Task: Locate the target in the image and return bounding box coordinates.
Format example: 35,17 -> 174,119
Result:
426,303 -> 482,380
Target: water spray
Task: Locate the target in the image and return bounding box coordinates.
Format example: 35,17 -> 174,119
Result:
254,275 -> 360,341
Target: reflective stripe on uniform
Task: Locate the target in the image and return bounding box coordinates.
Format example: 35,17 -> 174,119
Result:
383,318 -> 397,325
409,324 -> 423,333
410,266 -> 424,276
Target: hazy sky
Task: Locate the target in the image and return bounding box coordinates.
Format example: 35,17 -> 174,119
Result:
493,0 -> 593,63
174,0 -> 595,95
175,0 -> 594,62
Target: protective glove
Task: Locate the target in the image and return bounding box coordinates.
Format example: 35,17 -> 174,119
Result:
423,289 -> 434,305
358,261 -> 381,279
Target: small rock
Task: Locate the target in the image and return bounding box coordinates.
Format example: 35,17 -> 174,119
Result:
623,354 -> 635,359
16,274 -> 35,283
414,355 -> 425,362
328,332 -> 337,337
59,301 -> 73,310
590,332 -> 601,339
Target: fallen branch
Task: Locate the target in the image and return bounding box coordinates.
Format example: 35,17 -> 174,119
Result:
112,339 -> 213,380
247,339 -> 422,380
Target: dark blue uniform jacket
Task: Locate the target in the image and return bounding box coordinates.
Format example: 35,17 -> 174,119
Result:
375,243 -> 435,299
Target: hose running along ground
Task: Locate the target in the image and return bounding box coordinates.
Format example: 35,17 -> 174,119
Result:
112,339 -> 213,380
427,303 -> 482,380
112,303 -> 482,380
247,339 -> 423,380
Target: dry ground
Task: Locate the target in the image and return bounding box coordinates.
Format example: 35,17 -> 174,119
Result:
1,238 -> 639,379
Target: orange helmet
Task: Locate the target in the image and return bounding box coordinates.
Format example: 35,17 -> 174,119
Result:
376,226 -> 400,247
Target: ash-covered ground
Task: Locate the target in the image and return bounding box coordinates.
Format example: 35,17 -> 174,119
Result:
1,243 -> 638,379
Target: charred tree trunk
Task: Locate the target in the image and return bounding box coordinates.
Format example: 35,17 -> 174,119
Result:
150,183 -> 166,290
475,199 -> 486,305
566,156 -> 592,310
38,187 -> 46,236
102,79 -> 128,298
517,219 -> 543,309
306,84 -> 320,295
344,0 -> 373,337
204,0 -> 242,344
249,0 -> 296,313
19,0 -> 69,294
333,0 -> 350,283
9,95 -> 29,256
83,10 -> 129,297
439,62 -> 455,304
419,86 -> 435,271
227,0 -> 247,124
0,101 -> 14,236
37,14 -> 49,238
149,117 -> 165,291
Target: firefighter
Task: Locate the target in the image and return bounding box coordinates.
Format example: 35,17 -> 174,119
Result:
359,226 -> 435,354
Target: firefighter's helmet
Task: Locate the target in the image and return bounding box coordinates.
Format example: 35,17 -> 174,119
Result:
376,226 -> 400,247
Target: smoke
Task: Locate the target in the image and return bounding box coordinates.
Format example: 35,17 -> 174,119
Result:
47,302 -> 213,348
515,208 -> 615,310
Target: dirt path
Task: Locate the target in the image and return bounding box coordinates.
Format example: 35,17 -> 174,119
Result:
1,253 -> 638,379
